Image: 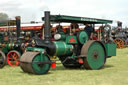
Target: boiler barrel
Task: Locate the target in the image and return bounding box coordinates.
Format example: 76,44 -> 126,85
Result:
52,42 -> 73,56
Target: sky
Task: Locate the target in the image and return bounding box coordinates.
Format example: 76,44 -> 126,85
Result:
0,0 -> 128,27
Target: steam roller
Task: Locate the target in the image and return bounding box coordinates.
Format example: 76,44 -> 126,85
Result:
0,16 -> 25,67
19,11 -> 116,75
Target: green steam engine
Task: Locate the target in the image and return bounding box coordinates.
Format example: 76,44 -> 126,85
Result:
20,11 -> 116,75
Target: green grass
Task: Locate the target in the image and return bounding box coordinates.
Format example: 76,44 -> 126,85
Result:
1,48 -> 128,85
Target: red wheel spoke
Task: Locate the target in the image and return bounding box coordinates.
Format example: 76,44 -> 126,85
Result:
10,54 -> 13,57
12,61 -> 15,64
15,61 -> 19,65
12,55 -> 17,61
13,53 -> 16,57
10,61 -> 14,64
15,55 -> 19,59
8,57 -> 13,59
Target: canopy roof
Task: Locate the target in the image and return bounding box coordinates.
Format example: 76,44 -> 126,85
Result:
42,15 -> 113,24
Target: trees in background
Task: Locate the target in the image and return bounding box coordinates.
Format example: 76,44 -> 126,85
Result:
0,13 -> 9,21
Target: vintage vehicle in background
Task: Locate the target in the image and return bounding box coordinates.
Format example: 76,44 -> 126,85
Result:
0,17 -> 43,67
105,21 -> 128,49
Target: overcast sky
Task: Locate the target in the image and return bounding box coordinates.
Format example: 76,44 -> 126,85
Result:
0,0 -> 128,27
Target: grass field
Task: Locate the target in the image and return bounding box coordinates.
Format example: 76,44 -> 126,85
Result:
0,48 -> 128,85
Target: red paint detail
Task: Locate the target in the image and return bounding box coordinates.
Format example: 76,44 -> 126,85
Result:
0,26 -> 42,31
78,58 -> 83,64
7,51 -> 20,67
51,61 -> 56,68
69,40 -> 76,43
69,37 -> 76,43
4,37 -> 8,41
63,29 -> 66,32
93,36 -> 98,40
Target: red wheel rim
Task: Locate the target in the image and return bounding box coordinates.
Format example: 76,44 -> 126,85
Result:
7,51 -> 20,67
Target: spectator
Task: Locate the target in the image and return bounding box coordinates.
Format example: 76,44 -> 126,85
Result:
56,25 -> 63,32
84,24 -> 93,39
70,23 -> 80,35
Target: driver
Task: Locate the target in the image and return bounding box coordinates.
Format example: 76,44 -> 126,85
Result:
84,24 -> 94,39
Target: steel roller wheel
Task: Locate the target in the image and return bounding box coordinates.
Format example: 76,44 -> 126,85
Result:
114,38 -> 124,48
81,40 -> 106,70
20,52 -> 51,75
0,51 -> 6,68
7,50 -> 21,67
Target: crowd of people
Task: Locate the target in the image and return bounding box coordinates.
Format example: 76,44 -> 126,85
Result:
51,23 -> 99,40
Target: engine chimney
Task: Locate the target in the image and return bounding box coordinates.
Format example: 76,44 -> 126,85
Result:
44,11 -> 51,43
15,16 -> 21,41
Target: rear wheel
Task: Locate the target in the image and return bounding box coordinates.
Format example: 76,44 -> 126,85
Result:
81,40 -> 106,69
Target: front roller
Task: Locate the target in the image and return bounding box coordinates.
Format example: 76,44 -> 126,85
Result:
20,52 -> 51,75
81,40 -> 106,70
0,51 -> 6,68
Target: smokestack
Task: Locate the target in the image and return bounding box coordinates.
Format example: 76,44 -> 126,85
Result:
44,11 -> 51,43
15,16 -> 21,40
